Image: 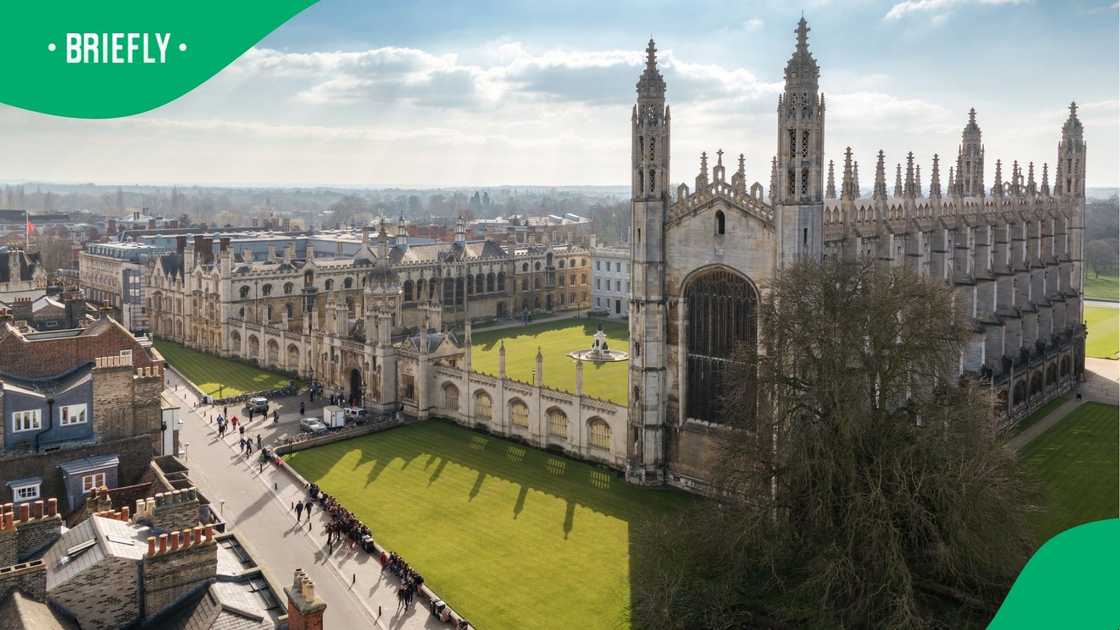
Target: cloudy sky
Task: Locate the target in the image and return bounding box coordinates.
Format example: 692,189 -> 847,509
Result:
2,0 -> 1117,188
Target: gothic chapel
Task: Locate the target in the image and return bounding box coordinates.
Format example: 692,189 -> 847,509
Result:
627,18 -> 1087,490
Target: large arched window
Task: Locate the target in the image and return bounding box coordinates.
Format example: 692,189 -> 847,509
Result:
715,210 -> 726,235
588,418 -> 611,450
685,267 -> 757,424
547,408 -> 567,439
261,284 -> 272,296
510,399 -> 529,428
474,391 -> 492,421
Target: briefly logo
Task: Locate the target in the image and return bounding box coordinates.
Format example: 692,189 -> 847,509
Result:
48,33 -> 187,64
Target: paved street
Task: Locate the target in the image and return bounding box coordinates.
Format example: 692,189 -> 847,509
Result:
164,370 -> 446,630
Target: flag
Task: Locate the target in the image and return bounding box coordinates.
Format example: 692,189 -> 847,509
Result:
25,210 -> 33,235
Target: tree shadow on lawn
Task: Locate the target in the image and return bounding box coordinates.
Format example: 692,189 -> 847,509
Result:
289,419 -> 694,627
470,318 -> 629,353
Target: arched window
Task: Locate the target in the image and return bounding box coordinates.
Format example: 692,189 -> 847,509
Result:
486,272 -> 495,292
476,273 -> 485,293
510,399 -> 529,428
239,286 -> 250,299
522,263 -> 529,272
285,303 -> 293,318
497,272 -> 505,291
283,282 -> 293,295
685,268 -> 758,424
467,275 -> 474,294
443,383 -> 460,412
588,418 -> 611,450
344,277 -> 353,289
559,260 -> 565,269
534,262 -> 541,271
474,391 -> 492,421
403,280 -> 413,301
715,210 -> 726,235
324,279 -> 333,291
261,284 -> 272,296
547,408 -> 567,438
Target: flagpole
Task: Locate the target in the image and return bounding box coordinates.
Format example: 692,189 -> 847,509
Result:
25,209 -> 30,249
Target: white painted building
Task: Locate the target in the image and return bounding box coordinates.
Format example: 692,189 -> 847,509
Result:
591,244 -> 629,318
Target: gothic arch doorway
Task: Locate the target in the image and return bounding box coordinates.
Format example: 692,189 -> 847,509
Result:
684,266 -> 758,423
349,369 -> 363,406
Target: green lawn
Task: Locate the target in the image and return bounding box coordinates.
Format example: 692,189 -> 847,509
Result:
1083,273 -> 1119,302
154,339 -> 294,397
471,318 -> 629,404
1020,402 -> 1119,544
1008,395 -> 1068,437
1084,306 -> 1119,360
285,421 -> 691,630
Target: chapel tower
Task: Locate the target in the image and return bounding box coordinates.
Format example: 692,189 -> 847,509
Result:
955,108 -> 985,197
1056,102 -> 1087,324
628,38 -> 670,484
775,17 -> 825,267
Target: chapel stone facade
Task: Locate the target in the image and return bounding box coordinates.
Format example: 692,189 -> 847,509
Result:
628,18 -> 1087,490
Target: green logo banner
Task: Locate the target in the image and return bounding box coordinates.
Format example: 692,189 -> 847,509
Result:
988,518 -> 1119,629
0,0 -> 316,118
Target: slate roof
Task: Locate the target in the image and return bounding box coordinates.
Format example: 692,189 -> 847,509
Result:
43,514 -> 149,591
0,591 -> 79,630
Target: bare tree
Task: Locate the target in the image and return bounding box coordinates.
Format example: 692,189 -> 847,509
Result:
633,259 -> 1035,630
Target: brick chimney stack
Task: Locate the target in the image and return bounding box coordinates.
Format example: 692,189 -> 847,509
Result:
285,568 -> 327,630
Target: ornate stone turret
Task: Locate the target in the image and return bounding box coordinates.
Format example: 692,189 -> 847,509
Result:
1040,162 -> 1051,196
840,148 -> 855,200
957,107 -> 985,197
904,152 -> 916,198
826,159 -> 836,199
731,153 -> 747,194
929,154 -> 942,199
894,163 -> 903,197
852,160 -> 860,197
776,17 -> 825,265
396,212 -> 408,247
991,159 -> 1005,197
1055,102 -> 1085,199
1010,160 -> 1022,196
695,152 -> 709,191
873,150 -> 888,200
1026,161 -> 1037,196
948,166 -> 956,197
915,164 -> 923,197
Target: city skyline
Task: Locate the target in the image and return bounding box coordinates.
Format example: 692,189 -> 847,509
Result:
0,0 -> 1116,188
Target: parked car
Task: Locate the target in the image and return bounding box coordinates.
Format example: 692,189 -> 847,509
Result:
246,396 -> 269,412
299,418 -> 328,434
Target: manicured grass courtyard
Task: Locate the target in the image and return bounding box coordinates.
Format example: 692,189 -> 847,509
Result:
1020,402 -> 1119,544
471,318 -> 630,404
1084,306 -> 1119,360
154,339 -> 295,397
285,421 -> 691,630
1083,273 -> 1119,302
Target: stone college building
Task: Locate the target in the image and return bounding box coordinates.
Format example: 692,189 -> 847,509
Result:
149,19 -> 1088,492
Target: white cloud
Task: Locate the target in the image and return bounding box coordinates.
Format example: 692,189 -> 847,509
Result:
884,0 -> 1029,21
744,18 -> 765,32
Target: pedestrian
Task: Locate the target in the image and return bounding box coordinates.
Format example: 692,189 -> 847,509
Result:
257,434 -> 262,450
295,501 -> 304,522
273,410 -> 279,424
378,605 -> 382,619
305,499 -> 313,517
223,405 -> 228,417
300,401 -> 305,415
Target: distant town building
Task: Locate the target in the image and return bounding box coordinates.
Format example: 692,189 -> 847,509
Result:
591,244 -> 629,318
0,246 -> 47,303
470,213 -> 593,246
79,242 -> 169,332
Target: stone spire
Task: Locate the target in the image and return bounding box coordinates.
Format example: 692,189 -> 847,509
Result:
784,17 -> 820,93
1010,160 -> 1022,196
1026,161 -> 1037,195
894,163 -> 903,197
826,159 -> 836,199
915,164 -> 923,197
637,38 -> 665,97
991,159 -> 1004,197
1040,162 -> 1051,196
396,212 -> 408,247
873,150 -> 887,200
948,166 -> 955,196
929,154 -> 942,199
695,151 -> 709,191
840,148 -> 854,200
957,107 -> 985,197
769,156 -> 778,203
853,161 -> 861,197
904,153 -> 916,198
732,153 -> 747,193
1054,102 -> 1085,198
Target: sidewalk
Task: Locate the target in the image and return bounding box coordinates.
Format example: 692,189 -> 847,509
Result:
164,380 -> 445,630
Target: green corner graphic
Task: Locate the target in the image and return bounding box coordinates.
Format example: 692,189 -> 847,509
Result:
0,0 -> 316,118
988,518 -> 1120,629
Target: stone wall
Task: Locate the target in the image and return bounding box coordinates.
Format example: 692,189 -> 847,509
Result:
0,560 -> 46,603
49,556 -> 140,630
141,527 -> 217,618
